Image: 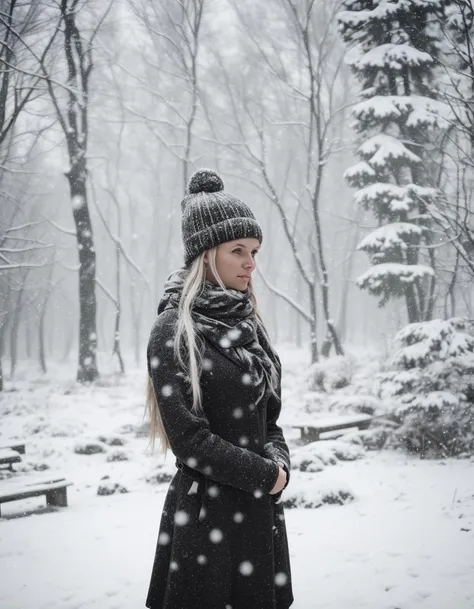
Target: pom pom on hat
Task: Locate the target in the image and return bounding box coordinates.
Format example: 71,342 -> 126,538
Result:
187,169 -> 224,194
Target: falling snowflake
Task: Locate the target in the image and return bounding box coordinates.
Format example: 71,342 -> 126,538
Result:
150,357 -> 160,369
203,465 -> 213,476
275,572 -> 288,586
253,489 -> 263,499
161,385 -> 173,397
239,436 -> 249,446
239,561 -> 254,576
220,337 -> 231,348
207,485 -> 219,498
170,561 -> 179,571
197,554 -> 208,565
249,403 -> 256,411
166,339 -> 174,348
209,529 -> 223,543
72,195 -> 84,210
228,328 -> 241,340
158,532 -> 170,545
174,511 -> 189,526
187,457 -> 197,468
202,358 -> 213,371
233,512 -> 244,523
232,407 -> 243,419
242,373 -> 251,385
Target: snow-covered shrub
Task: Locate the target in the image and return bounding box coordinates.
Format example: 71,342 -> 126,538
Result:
106,450 -> 129,462
344,428 -> 391,451
98,435 -> 125,446
291,439 -> 365,472
307,355 -> 356,392
146,471 -> 174,484
74,441 -> 106,455
97,480 -> 129,496
145,463 -> 176,484
381,318 -> 474,457
282,473 -> 355,509
328,394 -> 379,415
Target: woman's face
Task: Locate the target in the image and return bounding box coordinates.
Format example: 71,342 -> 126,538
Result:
204,238 -> 260,291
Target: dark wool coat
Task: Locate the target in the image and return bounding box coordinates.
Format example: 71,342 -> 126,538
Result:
145,304 -> 294,609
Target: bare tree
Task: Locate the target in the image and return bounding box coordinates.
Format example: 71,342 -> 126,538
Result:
3,0 -> 113,381
214,0 -> 350,361
423,1 -> 474,297
0,2 -> 59,155
127,0 -> 205,188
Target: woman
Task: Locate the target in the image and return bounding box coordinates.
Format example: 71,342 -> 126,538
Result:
145,169 -> 293,609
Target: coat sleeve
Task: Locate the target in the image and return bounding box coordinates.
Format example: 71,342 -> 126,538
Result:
263,355 -> 291,497
147,309 -> 280,495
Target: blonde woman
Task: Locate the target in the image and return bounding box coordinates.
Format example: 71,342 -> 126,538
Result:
145,169 -> 293,609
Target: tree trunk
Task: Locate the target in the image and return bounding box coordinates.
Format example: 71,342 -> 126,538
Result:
0,284 -> 12,391
113,244 -> 124,374
312,198 -> 345,357
25,306 -> 32,359
39,305 -> 47,374
38,269 -> 54,374
309,284 -> 319,363
9,282 -> 24,378
405,286 -> 420,323
63,322 -> 74,361
295,271 -> 302,348
67,166 -> 99,382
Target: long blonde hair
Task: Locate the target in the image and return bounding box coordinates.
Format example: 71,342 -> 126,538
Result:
145,247 -> 279,452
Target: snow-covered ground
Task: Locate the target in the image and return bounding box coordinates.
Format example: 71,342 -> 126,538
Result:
0,350 -> 473,609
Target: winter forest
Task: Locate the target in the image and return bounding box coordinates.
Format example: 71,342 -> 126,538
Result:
1,0 -> 473,608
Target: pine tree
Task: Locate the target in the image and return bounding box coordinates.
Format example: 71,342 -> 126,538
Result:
380,317 -> 474,457
338,0 -> 448,323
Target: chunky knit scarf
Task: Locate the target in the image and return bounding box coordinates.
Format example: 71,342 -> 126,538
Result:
158,267 -> 280,405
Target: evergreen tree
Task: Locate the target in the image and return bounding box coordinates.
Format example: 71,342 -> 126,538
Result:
380,317 -> 474,457
338,0 -> 448,323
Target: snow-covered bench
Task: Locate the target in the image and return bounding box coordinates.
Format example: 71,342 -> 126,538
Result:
0,449 -> 22,471
0,478 -> 73,517
0,442 -> 26,455
292,414 -> 373,443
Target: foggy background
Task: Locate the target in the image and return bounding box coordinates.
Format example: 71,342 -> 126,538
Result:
5,0 -> 466,384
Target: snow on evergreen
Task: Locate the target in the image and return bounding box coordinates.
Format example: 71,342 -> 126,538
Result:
338,0 -> 447,322
380,318 -> 474,457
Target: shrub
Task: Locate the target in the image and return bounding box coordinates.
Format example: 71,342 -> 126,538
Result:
380,318 -> 474,457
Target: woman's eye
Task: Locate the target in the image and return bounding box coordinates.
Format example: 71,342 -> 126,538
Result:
233,249 -> 242,254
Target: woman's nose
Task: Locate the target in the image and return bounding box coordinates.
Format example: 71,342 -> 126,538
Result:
244,256 -> 255,270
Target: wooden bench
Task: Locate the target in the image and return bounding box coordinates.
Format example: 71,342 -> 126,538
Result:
292,414 -> 373,443
0,442 -> 26,455
0,449 -> 22,471
0,478 -> 73,517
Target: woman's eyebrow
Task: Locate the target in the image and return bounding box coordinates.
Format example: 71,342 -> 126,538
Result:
233,242 -> 260,249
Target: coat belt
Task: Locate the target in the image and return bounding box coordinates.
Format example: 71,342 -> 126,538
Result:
175,459 -> 210,523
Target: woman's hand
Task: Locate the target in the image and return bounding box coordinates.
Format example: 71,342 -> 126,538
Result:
269,462 -> 287,495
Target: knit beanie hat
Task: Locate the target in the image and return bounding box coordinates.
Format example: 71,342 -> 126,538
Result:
181,168 -> 263,267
